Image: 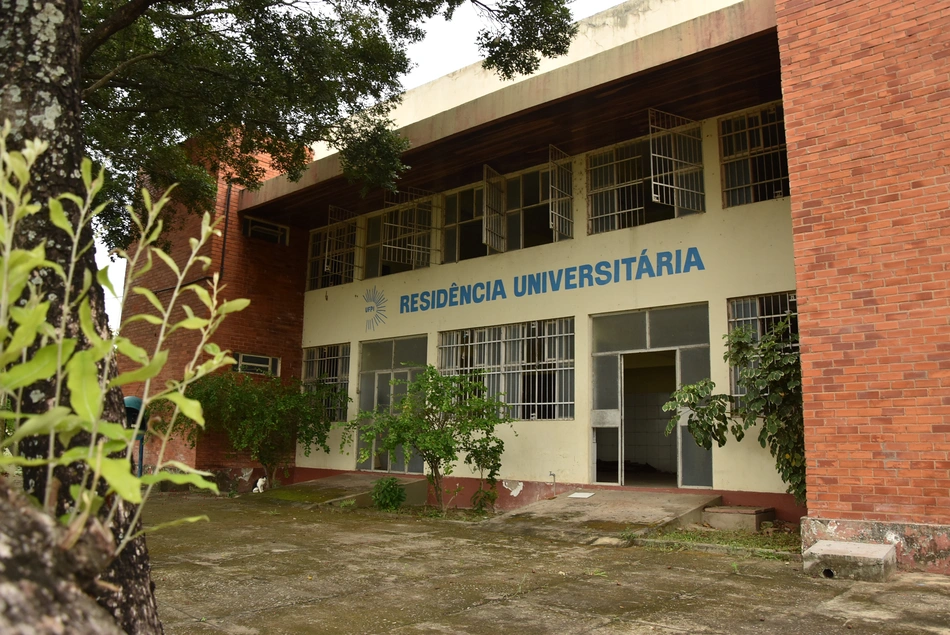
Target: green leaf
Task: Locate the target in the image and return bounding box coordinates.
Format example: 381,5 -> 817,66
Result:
217,298 -> 250,315
164,391 -> 204,426
1,406 -> 73,447
115,337 -> 149,364
109,349 -> 168,388
48,198 -> 75,238
2,301 -> 50,366
186,283 -> 213,309
140,471 -> 219,493
152,247 -> 180,277
93,456 -> 142,503
78,297 -> 103,347
66,350 -> 104,422
97,266 -> 117,298
123,313 -> 163,326
169,316 -> 210,332
93,420 -> 135,442
133,286 -> 165,314
143,515 -> 209,535
0,340 -> 76,391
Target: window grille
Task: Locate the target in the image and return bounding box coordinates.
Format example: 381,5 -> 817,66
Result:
587,140 -> 648,234
483,164 -> 506,252
303,343 -> 350,421
307,206 -> 358,290
649,109 -> 705,216
727,292 -> 798,398
720,102 -> 789,207
243,217 -> 289,245
439,318 -> 575,420
233,353 -> 280,376
548,145 -> 574,240
443,186 -> 485,263
381,188 -> 436,268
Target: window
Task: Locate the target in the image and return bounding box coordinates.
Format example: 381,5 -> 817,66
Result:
308,216 -> 357,290
233,353 -> 280,376
242,217 -> 289,245
587,140 -> 652,234
720,102 -> 789,207
357,336 -> 427,473
505,168 -> 551,250
727,292 -> 798,397
364,190 -> 435,278
442,186 -> 485,263
439,318 -> 575,420
303,343 -> 350,421
587,111 -> 704,236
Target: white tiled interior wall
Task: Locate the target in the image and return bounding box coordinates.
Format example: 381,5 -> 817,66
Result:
625,392 -> 677,473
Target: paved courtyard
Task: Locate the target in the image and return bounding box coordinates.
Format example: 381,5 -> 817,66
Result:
145,492 -> 950,634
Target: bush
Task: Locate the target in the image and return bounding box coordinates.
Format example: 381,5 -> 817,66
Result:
371,477 -> 406,511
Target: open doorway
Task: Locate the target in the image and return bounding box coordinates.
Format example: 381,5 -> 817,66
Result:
622,351 -> 677,487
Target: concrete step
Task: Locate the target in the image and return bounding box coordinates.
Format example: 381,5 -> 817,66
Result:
703,505 -> 775,531
802,540 -> 896,582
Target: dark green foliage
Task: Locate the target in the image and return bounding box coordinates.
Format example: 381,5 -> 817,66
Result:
343,365 -> 511,511
663,320 -> 805,503
79,0 -> 578,250
158,372 -> 345,483
370,477 -> 406,511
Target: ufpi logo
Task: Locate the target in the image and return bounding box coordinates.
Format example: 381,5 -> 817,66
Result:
363,286 -> 387,332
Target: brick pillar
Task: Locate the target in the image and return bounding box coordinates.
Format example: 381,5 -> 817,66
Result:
776,0 -> 950,571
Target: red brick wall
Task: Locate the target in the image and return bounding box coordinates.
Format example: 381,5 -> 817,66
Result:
119,166 -> 309,472
776,0 -> 950,524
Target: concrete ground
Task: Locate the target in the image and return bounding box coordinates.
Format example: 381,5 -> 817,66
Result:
145,491 -> 950,635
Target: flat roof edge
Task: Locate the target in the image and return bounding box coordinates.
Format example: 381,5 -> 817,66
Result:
239,0 -> 775,212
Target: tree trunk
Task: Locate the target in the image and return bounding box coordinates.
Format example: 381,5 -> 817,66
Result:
0,1 -> 163,632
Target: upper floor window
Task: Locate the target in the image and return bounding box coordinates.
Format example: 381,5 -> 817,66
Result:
443,147 -> 574,264
720,103 -> 789,207
587,110 -> 704,235
364,190 -> 435,279
233,353 -> 280,376
308,214 -> 357,290
302,343 -> 350,421
243,216 -> 289,245
443,186 -> 485,263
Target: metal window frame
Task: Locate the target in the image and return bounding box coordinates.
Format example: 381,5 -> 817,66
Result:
233,352 -> 281,376
719,101 -> 789,208
482,164 -> 507,252
302,343 -> 351,421
438,317 -> 575,421
586,139 -> 648,234
307,207 -> 360,290
548,145 -> 574,240
380,187 -> 440,270
243,216 -> 290,245
726,291 -> 798,398
649,109 -> 705,216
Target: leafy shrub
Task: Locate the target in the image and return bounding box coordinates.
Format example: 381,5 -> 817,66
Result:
370,477 -> 405,511
663,319 -> 804,503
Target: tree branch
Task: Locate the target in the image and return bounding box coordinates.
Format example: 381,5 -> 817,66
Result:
82,50 -> 165,99
81,0 -> 169,64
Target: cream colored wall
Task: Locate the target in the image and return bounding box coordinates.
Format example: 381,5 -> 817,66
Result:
297,115 -> 795,494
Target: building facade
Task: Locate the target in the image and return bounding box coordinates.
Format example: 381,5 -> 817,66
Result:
129,0 -> 950,571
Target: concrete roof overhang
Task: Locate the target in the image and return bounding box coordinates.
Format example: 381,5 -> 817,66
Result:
240,0 -> 781,230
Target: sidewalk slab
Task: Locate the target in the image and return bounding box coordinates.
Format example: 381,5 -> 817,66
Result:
482,489 -> 721,544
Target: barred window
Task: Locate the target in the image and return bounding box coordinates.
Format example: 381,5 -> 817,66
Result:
720,103 -> 789,207
439,318 -> 575,420
302,344 -> 350,421
243,217 -> 289,245
442,186 -> 485,263
308,222 -> 357,290
727,292 -> 798,398
233,353 -> 280,376
587,140 -> 648,234
365,190 -> 436,279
